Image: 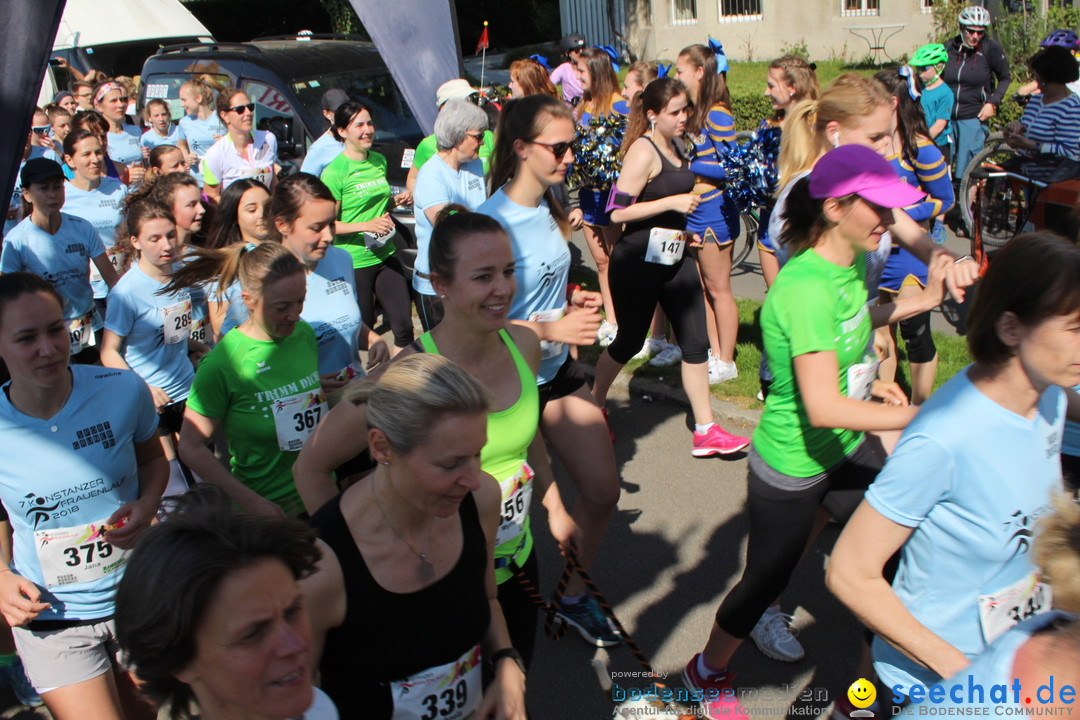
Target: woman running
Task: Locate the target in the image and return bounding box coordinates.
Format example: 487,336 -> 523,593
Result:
202,87 -> 277,202
683,146 -> 950,717
60,129 -> 129,316
295,206 -> 578,665
0,158 -> 118,362
321,100 -> 414,355
177,78 -> 225,181
412,99 -> 490,330
269,173 -> 388,386
479,94 -> 621,646
573,47 -> 631,345
100,200 -> 207,493
301,354 -> 526,719
0,272 -> 167,720
675,42 -> 741,384
116,485 -> 338,720
92,81 -> 143,184
202,179 -> 271,341
592,77 -> 751,457
174,243 -> 324,517
828,231 -> 1079,696
874,67 -> 955,405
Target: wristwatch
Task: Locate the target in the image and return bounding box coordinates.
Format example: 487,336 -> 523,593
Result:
491,647 -> 526,676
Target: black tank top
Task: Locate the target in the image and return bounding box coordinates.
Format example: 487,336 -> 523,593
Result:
622,137 -> 695,240
312,490 -> 491,719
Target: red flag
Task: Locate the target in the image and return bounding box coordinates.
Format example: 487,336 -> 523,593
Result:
475,22 -> 489,54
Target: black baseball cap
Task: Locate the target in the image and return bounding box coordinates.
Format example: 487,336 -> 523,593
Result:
20,158 -> 66,187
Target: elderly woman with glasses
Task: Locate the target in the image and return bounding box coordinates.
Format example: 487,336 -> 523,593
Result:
411,99 -> 490,331
201,87 -> 279,203
941,5 -> 1011,178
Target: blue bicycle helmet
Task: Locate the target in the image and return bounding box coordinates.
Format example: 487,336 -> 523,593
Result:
1040,29 -> 1079,48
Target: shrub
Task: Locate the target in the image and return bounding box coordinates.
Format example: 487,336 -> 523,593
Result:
730,92 -> 775,131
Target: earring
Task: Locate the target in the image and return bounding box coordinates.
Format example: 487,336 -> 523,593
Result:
832,132 -> 840,148
380,461 -> 390,466
649,118 -> 656,132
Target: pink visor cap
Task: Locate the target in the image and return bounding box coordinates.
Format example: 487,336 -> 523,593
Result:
808,145 -> 926,208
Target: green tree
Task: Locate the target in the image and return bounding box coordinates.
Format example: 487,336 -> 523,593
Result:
319,0 -> 364,35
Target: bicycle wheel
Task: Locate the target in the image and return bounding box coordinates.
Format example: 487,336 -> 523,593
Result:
958,132 -> 1010,235
731,211 -> 758,268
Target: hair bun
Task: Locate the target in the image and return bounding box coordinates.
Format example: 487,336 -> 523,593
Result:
809,62 -> 818,71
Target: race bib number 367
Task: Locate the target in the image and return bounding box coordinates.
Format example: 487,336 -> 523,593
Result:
272,390 -> 328,452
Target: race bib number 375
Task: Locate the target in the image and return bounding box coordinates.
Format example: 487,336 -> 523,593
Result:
34,519 -> 128,587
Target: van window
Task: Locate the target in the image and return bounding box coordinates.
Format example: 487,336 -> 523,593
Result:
142,73 -> 232,120
290,68 -> 423,146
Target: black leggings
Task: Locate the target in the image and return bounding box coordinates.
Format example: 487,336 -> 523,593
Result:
496,550 -> 539,669
715,442 -> 884,638
353,255 -> 414,348
606,234 -> 709,365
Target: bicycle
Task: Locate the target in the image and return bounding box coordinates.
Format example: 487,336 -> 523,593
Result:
729,130 -> 764,269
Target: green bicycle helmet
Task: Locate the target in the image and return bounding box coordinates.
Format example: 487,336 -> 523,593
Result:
911,43 -> 948,67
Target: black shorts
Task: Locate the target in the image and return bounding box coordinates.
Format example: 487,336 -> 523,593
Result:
537,355 -> 587,412
157,399 -> 186,437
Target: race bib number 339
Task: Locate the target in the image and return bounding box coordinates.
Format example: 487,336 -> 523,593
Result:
34,519 -> 128,588
391,644 -> 482,720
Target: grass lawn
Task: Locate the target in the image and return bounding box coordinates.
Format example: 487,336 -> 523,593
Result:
724,59 -> 881,99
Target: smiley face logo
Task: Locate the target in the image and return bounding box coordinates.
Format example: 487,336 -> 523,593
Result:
848,678 -> 877,709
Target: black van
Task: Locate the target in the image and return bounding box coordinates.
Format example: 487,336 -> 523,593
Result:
138,35 -> 424,191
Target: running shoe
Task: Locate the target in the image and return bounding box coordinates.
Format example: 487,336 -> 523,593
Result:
555,594 -> 621,647
598,319 -> 618,347
692,425 -> 750,457
649,343 -> 682,367
632,336 -> 665,361
708,356 -> 738,384
749,606 -> 804,662
682,654 -> 749,720
0,656 -> 42,707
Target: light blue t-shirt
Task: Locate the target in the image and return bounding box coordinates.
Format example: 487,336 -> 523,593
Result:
0,366 -> 158,620
107,125 -> 143,166
208,278 -> 248,338
104,264 -> 197,402
898,611 -> 1074,714
478,188 -> 570,384
922,82 -> 955,148
303,246 -> 365,376
178,114 -> 226,187
413,154 -> 487,295
1062,384 -> 1080,457
140,126 -> 184,149
62,178 -> 128,300
0,213 -> 104,322
28,145 -> 62,165
866,367 -> 1065,690
300,131 -> 344,179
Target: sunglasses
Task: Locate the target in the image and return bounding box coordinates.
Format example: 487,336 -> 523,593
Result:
962,27 -> 986,36
228,102 -> 256,114
31,126 -> 50,135
465,131 -> 485,142
528,137 -> 577,160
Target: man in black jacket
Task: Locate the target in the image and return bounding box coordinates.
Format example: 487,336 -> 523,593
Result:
942,4 -> 1011,179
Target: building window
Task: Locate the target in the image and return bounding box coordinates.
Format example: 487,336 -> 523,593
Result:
841,0 -> 879,16
718,0 -> 762,21
920,0 -> 932,13
673,0 -> 697,24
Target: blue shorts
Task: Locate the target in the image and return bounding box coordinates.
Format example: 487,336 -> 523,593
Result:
878,246 -> 927,294
756,202 -> 777,253
686,190 -> 739,247
579,187 -> 611,227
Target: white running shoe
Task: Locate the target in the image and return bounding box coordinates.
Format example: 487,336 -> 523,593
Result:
649,342 -> 682,367
749,606 -> 804,662
597,319 -> 618,347
632,336 -> 665,360
708,356 -> 738,384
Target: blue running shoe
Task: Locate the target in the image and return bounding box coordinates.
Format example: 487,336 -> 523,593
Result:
555,594 -> 621,647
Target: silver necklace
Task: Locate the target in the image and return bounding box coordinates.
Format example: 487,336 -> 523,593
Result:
372,479 -> 435,583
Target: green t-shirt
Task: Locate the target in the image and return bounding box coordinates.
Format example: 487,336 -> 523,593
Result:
413,130 -> 494,176
320,151 -> 396,269
186,322 -> 324,514
754,248 -> 874,477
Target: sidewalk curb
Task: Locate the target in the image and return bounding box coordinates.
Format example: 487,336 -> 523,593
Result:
578,362 -> 763,430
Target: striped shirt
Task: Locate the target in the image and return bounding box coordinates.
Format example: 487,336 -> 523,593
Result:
1019,93 -> 1080,160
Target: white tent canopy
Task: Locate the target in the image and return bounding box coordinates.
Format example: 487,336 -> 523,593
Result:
53,0 -> 211,50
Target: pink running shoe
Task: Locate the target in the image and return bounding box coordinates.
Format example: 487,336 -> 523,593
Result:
682,654 -> 750,720
691,425 -> 751,457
